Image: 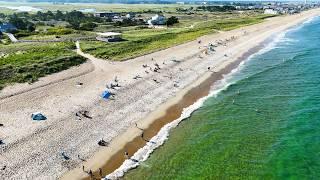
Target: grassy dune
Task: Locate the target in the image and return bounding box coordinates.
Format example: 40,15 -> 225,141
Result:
0,42 -> 86,90
80,15 -> 273,61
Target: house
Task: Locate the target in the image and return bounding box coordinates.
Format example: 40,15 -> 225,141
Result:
125,13 -> 136,19
94,12 -> 121,19
148,14 -> 166,26
264,9 -> 279,15
0,23 -> 17,32
112,15 -> 124,22
96,32 -> 122,42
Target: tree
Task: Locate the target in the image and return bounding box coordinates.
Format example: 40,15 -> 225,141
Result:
9,14 -> 27,30
27,23 -> 36,32
166,16 -> 179,26
55,10 -> 64,20
79,22 -> 97,31
68,20 -> 80,30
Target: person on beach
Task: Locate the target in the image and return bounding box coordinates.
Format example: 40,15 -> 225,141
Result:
78,154 -> 86,162
61,152 -> 70,160
135,122 -> 143,131
88,170 -> 93,178
124,151 -> 129,159
82,165 -> 85,172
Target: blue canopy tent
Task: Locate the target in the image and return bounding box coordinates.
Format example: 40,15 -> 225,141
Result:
31,112 -> 47,121
101,90 -> 111,99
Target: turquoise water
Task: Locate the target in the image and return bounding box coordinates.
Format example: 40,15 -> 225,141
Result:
125,17 -> 320,179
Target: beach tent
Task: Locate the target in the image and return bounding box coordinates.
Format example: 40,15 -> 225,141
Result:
31,112 -> 47,121
101,90 -> 111,99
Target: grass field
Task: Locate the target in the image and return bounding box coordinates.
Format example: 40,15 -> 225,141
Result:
0,2 -> 194,13
80,14 -> 273,61
0,42 -> 86,90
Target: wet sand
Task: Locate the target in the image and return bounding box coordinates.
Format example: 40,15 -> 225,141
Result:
87,39 -> 270,179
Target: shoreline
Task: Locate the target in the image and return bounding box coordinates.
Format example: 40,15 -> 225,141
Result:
103,39 -> 271,179
1,9 -> 319,180
63,11 -> 320,180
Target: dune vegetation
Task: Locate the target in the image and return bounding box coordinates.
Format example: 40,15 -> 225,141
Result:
0,42 -> 86,90
80,14 -> 273,61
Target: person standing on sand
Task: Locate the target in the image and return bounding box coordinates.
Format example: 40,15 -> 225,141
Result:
124,151 -> 129,159
88,170 -> 93,178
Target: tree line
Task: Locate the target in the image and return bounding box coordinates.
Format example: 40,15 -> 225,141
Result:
196,5 -> 236,12
0,11 -> 103,32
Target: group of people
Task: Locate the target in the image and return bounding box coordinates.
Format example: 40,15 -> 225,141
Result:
82,166 -> 104,179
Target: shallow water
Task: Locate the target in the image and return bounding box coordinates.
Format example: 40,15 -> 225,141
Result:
124,16 -> 320,179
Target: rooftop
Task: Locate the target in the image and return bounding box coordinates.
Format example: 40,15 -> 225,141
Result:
97,32 -> 122,37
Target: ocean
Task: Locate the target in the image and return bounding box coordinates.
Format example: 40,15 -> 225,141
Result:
121,16 -> 320,179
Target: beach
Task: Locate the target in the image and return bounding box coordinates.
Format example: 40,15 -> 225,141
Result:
122,15 -> 320,179
0,9 -> 319,179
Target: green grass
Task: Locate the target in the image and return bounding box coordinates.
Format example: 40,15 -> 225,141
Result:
0,2 -> 196,13
0,42 -> 86,90
80,14 -> 273,61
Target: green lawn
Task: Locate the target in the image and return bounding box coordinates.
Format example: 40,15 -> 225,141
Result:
0,42 -> 86,90
80,14 -> 274,61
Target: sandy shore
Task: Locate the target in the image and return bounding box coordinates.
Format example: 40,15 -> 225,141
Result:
0,9 -> 319,179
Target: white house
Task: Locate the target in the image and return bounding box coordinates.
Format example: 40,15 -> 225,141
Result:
148,14 -> 166,26
96,32 -> 122,42
264,9 -> 279,15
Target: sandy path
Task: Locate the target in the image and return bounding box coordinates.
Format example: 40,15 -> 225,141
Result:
0,10 -> 319,179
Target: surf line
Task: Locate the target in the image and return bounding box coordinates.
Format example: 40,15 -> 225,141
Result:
98,37 -> 279,180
